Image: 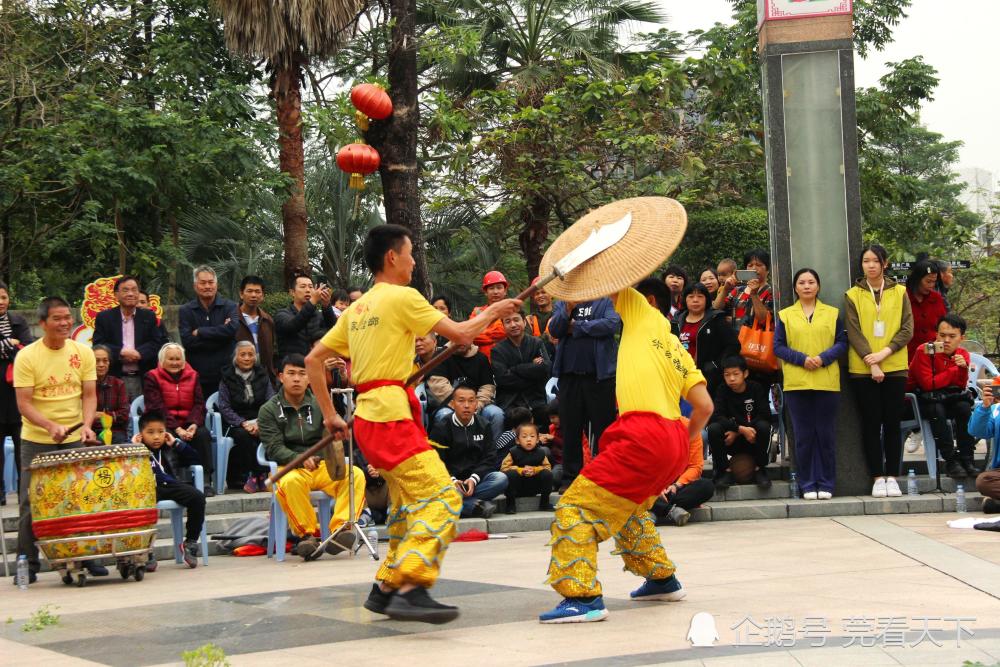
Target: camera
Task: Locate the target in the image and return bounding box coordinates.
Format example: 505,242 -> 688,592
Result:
923,341 -> 944,355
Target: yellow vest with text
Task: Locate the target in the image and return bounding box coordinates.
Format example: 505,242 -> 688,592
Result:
777,300 -> 842,392
845,284 -> 908,375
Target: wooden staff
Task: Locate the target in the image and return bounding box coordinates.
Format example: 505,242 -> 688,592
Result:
265,432 -> 338,489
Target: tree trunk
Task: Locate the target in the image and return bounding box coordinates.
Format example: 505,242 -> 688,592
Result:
365,0 -> 430,296
114,200 -> 127,274
518,195 -> 552,281
273,55 -> 310,287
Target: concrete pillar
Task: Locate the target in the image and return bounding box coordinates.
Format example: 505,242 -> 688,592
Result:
758,1 -> 870,495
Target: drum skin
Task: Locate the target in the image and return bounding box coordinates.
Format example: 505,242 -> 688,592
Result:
30,445 -> 157,561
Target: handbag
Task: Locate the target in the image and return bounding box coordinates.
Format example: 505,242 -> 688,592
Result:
738,313 -> 779,374
3,344 -> 23,385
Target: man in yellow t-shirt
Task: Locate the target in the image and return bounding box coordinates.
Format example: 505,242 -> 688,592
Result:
13,296 -> 97,583
306,224 -> 520,624
540,285 -> 713,624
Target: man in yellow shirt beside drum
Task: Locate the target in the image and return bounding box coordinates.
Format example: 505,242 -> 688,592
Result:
13,296 -> 98,584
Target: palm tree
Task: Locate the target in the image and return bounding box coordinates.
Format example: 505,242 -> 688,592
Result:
214,0 -> 364,285
429,0 -> 664,277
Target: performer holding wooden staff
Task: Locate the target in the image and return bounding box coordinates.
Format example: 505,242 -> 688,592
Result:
305,224 -> 521,624
537,197 -> 713,623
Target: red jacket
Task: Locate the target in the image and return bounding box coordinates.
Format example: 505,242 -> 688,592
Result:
144,364 -> 206,430
906,346 -> 969,393
907,289 -> 947,361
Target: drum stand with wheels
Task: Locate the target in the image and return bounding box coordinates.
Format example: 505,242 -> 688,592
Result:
311,388 -> 379,561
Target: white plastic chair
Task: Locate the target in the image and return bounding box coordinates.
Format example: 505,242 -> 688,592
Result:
205,392 -> 235,495
413,382 -> 430,429
256,444 -> 333,562
545,377 -> 559,403
130,395 -> 145,437
155,464 -> 209,566
900,393 -> 938,483
3,436 -> 16,494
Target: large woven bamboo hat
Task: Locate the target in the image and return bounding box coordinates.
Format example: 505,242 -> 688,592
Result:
538,197 -> 687,301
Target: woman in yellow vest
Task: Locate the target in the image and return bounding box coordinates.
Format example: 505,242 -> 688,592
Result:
844,245 -> 914,498
775,269 -> 847,499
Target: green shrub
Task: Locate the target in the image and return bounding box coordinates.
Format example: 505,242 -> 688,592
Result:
669,207 -> 769,277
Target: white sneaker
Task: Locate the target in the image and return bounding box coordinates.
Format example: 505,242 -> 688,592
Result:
817,491 -> 832,500
872,478 -> 887,498
803,491 -> 818,500
905,432 -> 920,454
885,477 -> 902,497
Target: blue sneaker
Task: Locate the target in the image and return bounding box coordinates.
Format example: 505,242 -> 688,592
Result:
630,575 -> 686,601
539,596 -> 608,624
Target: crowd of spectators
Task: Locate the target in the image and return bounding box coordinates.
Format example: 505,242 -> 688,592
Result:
4,241 -> 999,583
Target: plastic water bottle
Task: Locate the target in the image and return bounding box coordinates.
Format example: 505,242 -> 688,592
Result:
907,469 -> 918,496
16,555 -> 29,590
789,472 -> 799,498
367,529 -> 379,558
956,485 -> 967,513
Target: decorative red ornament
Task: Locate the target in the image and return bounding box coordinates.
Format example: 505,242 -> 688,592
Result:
336,143 -> 380,190
350,83 -> 392,131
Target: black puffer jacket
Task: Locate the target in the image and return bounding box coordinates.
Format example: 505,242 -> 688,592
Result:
671,308 -> 740,394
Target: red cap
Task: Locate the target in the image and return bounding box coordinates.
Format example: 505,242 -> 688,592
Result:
482,271 -> 508,290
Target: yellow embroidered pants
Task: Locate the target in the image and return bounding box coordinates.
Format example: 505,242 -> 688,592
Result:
275,462 -> 367,537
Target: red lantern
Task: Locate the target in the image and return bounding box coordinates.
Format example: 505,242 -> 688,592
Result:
336,143 -> 380,190
350,83 -> 392,131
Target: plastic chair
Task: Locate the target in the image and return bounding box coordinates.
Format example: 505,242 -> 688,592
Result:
256,444 -> 333,562
130,395 -> 145,436
768,384 -> 787,462
205,392 -> 235,495
3,436 -> 16,493
413,382 -> 430,430
545,377 -> 559,403
155,464 -> 209,566
900,393 -> 938,483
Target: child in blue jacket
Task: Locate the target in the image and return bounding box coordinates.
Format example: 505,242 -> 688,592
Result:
967,388 -> 1000,514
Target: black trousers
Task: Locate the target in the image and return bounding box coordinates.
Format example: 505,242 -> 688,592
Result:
852,376 -> 906,478
226,426 -> 268,487
558,374 -> 617,485
505,468 -> 554,499
178,426 -> 214,476
920,398 -> 976,460
707,420 -> 771,477
156,482 -> 206,541
652,478 -> 715,522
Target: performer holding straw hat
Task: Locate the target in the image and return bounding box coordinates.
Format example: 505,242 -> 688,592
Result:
305,224 -> 520,624
537,197 -> 713,624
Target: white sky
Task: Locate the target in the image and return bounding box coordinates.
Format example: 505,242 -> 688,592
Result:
655,0 -> 1000,180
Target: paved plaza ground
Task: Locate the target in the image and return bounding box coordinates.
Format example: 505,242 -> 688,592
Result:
2,513 -> 999,666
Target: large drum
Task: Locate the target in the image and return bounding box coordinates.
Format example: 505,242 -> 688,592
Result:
29,444 -> 157,564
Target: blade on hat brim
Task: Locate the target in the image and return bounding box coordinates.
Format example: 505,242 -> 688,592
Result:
539,197 -> 687,302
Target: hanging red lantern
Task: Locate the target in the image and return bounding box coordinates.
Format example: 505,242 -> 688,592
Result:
350,83 -> 392,131
336,143 -> 380,190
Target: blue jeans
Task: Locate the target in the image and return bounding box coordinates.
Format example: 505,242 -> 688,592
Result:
461,471 -> 508,516
435,404 -> 505,443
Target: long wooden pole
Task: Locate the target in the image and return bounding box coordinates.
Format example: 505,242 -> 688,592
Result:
266,275 -> 558,487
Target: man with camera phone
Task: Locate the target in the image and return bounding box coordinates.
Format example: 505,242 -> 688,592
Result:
906,313 -> 980,478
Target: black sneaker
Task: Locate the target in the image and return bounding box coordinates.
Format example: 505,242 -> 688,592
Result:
384,587 -> 460,624
538,497 -> 553,511
145,551 -> 158,573
325,531 -> 357,556
961,457 -> 982,477
182,540 -> 199,568
471,500 -> 496,519
295,536 -> 322,561
364,583 -> 393,615
983,498 -> 1000,514
11,570 -> 37,585
714,472 -> 734,492
203,487 -> 217,498
946,457 -> 967,479
754,468 -> 772,489
504,499 -> 517,514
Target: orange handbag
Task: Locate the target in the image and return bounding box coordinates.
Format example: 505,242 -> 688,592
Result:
738,313 -> 779,373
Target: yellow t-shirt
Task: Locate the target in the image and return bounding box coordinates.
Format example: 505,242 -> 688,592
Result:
320,282 -> 445,422
614,287 -> 705,419
14,339 -> 97,444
